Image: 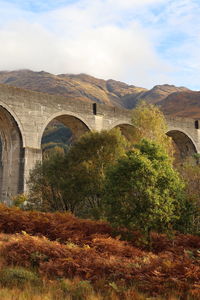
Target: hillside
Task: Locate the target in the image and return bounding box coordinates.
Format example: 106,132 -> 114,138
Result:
0,70 -> 144,108
0,70 -> 190,111
158,90 -> 200,118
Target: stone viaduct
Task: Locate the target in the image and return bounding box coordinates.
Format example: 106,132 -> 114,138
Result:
0,84 -> 200,204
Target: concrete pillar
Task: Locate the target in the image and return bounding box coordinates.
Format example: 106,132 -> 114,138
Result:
23,147 -> 42,192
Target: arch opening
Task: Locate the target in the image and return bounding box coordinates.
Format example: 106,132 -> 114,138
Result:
167,130 -> 197,161
113,123 -> 134,141
41,114 -> 90,155
0,106 -> 24,204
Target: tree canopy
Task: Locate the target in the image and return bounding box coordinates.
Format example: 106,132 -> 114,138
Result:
104,139 -> 184,236
131,102 -> 173,157
27,128 -> 128,217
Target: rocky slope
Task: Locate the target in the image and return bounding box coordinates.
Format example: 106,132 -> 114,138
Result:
0,70 -> 191,112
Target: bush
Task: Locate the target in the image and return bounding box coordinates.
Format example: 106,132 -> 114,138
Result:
1,233 -> 200,297
0,204 -> 111,243
59,279 -> 93,300
0,267 -> 40,288
104,139 -> 185,239
11,194 -> 28,208
176,160 -> 200,234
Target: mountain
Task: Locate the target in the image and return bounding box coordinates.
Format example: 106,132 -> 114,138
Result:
158,91 -> 200,118
0,70 -> 190,111
0,70 -> 144,108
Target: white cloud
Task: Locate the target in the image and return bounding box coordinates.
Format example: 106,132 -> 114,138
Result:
0,0 -> 199,89
147,0 -> 200,89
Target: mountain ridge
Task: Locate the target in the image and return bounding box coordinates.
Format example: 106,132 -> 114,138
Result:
0,69 -> 199,117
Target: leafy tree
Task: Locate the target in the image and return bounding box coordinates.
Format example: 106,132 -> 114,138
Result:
27,151 -> 67,212
131,102 -> 173,157
104,139 -> 184,240
63,128 -> 128,217
27,128 -> 128,216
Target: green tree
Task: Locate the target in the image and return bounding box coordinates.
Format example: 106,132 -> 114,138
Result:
63,128 -> 128,217
131,102 -> 173,157
27,128 -> 128,216
27,151 -> 67,212
104,139 -> 184,240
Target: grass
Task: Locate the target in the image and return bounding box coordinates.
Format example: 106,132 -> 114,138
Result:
0,280 -> 183,300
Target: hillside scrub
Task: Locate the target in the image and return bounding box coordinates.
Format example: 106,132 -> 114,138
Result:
0,205 -> 200,251
176,160 -> 200,234
0,207 -> 200,298
0,266 -> 40,288
0,205 -> 112,243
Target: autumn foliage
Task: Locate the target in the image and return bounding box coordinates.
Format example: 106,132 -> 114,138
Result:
0,205 -> 200,298
0,204 -> 111,244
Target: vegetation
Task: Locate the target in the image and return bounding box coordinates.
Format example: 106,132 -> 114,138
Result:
131,102 -> 173,156
28,128 -> 128,217
0,267 -> 40,288
2,102 -> 200,299
65,128 -> 128,218
0,206 -> 200,299
27,151 -> 67,212
26,103 -> 199,235
104,139 -> 184,239
175,159 -> 200,234
42,121 -> 72,153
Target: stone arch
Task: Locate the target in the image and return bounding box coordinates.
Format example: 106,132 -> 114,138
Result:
0,105 -> 24,204
39,111 -> 92,150
166,129 -> 197,160
0,100 -> 26,147
109,121 -> 134,141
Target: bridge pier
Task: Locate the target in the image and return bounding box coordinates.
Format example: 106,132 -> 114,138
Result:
23,147 -> 42,193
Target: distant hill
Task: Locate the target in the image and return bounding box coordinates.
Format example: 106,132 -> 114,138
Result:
158,91 -> 200,118
0,70 -> 144,108
0,70 -> 190,112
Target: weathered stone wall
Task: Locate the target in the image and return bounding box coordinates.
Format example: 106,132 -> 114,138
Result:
0,105 -> 23,204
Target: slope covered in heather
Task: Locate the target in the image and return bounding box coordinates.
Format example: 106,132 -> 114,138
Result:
0,205 -> 200,299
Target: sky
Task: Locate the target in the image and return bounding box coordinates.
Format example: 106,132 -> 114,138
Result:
0,0 -> 200,90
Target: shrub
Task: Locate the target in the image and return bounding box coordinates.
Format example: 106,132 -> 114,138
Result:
0,204 -> 112,243
11,194 -> 28,208
104,139 -> 184,240
59,279 -> 93,300
1,230 -> 200,297
176,160 -> 200,234
0,267 -> 40,288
